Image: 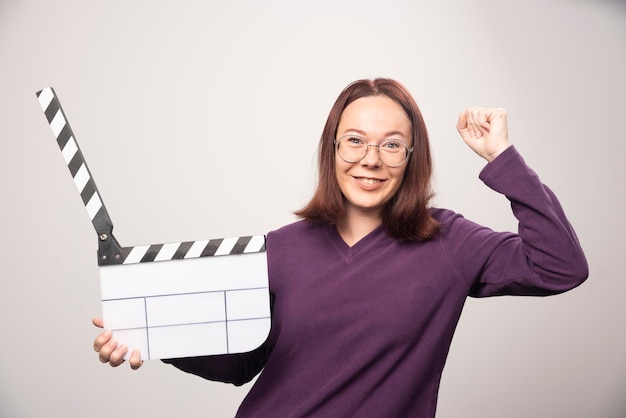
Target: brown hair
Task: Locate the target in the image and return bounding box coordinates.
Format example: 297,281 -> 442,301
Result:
295,78 -> 439,241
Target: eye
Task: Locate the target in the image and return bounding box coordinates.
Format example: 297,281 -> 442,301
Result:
381,140 -> 404,150
345,136 -> 367,146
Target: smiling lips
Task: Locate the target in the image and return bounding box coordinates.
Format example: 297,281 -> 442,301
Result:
354,176 -> 385,185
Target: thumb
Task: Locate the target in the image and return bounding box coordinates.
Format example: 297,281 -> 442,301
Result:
456,111 -> 468,133
456,111 -> 474,143
92,317 -> 104,329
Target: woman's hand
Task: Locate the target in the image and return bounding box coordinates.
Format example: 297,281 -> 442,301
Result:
92,318 -> 143,370
456,107 -> 510,162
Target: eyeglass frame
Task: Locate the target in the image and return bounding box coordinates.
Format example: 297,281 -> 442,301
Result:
334,134 -> 414,167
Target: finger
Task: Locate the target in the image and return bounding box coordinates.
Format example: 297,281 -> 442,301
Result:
474,109 -> 488,138
456,111 -> 468,132
93,329 -> 112,352
97,337 -> 118,363
477,110 -> 491,134
108,344 -> 129,367
129,350 -> 144,370
467,108 -> 482,138
456,111 -> 474,143
92,318 -> 104,329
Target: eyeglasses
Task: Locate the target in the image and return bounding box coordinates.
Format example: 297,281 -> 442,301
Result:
334,135 -> 414,167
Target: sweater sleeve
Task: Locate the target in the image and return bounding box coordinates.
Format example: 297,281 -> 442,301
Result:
161,336 -> 270,386
442,146 -> 588,297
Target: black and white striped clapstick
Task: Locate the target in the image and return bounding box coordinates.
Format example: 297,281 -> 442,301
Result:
36,87 -> 271,360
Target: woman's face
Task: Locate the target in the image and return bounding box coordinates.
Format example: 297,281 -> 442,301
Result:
335,95 -> 412,219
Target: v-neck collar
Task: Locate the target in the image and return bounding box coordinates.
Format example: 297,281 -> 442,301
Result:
326,223 -> 387,260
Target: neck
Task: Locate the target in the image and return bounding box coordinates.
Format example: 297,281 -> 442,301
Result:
337,208 -> 383,247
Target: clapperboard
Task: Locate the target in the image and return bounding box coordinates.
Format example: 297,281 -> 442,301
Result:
36,87 -> 271,360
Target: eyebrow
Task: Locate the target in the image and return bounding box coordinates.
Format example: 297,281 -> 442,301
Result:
343,129 -> 408,138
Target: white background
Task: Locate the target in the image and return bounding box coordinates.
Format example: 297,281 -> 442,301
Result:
1,0 -> 624,417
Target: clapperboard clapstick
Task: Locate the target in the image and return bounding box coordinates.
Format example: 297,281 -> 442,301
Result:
36,87 -> 271,360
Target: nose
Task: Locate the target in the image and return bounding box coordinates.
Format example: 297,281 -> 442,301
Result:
361,144 -> 382,167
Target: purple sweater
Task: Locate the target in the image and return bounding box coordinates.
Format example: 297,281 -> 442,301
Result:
164,146 -> 588,417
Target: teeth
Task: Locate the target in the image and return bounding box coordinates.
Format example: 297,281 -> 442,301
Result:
360,177 -> 380,185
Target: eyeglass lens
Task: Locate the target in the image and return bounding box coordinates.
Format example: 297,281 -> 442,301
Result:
336,136 -> 411,167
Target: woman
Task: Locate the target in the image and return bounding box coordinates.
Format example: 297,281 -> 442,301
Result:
93,78 -> 588,417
